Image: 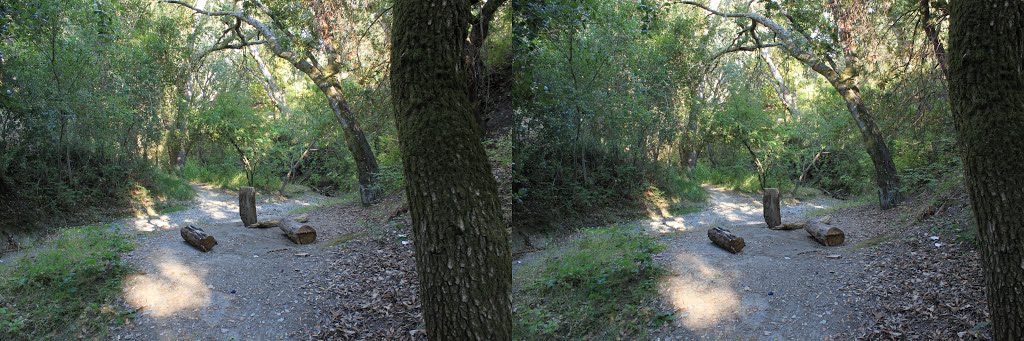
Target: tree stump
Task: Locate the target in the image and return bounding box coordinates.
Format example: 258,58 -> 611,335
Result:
280,218 -> 316,244
181,225 -> 217,252
239,187 -> 257,227
708,227 -> 745,253
806,222 -> 845,246
763,188 -> 782,229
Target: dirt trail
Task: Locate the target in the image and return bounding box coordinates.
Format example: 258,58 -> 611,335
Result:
645,186 -> 866,340
108,184 -> 336,340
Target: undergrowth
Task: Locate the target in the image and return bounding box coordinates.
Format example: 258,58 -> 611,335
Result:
287,194 -> 358,215
181,160 -> 281,191
514,143 -> 707,230
513,227 -> 668,340
806,194 -> 875,217
0,226 -> 135,340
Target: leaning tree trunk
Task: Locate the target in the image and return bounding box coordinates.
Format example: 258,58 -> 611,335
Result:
759,48 -> 801,121
826,0 -> 902,209
949,2 -> 1024,339
319,84 -> 380,206
833,82 -> 902,209
391,0 -> 512,339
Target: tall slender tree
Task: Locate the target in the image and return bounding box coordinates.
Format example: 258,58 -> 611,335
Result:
949,1 -> 1024,339
391,0 -> 512,338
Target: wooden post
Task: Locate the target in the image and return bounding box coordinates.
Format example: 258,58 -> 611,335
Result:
239,186 -> 257,227
708,227 -> 745,253
763,188 -> 782,229
181,225 -> 217,252
806,222 -> 845,246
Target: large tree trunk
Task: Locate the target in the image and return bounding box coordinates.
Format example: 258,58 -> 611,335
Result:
949,3 -> 1024,339
391,0 -> 512,339
833,82 -> 902,209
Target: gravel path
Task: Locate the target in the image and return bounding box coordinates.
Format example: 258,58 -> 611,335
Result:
111,184 -> 324,233
108,184 -> 335,340
646,186 -> 865,340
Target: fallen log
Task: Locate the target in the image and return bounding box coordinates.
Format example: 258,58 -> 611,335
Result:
708,227 -> 745,253
248,214 -> 309,228
280,218 -> 317,244
763,188 -> 781,228
805,222 -> 845,246
181,225 -> 217,252
772,220 -> 809,230
248,219 -> 281,229
239,187 -> 257,227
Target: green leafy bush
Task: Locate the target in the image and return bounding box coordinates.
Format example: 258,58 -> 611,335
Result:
0,226 -> 135,340
514,227 -> 667,340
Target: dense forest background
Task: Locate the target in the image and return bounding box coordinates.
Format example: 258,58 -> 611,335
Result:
0,0 -> 512,237
512,0 -> 959,233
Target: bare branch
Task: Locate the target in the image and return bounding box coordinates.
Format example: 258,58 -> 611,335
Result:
709,42 -> 782,61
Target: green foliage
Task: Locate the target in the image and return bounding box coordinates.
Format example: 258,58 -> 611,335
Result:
513,227 -> 667,339
287,194 -> 358,215
805,194 -> 875,217
514,0 -> 706,228
0,225 -> 135,340
691,163 -> 765,193
181,160 -> 281,192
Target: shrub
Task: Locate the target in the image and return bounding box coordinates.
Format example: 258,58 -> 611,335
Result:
514,227 -> 668,339
0,226 -> 135,340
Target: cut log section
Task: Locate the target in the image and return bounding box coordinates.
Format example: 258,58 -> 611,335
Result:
181,225 -> 217,252
248,214 -> 309,228
772,220 -> 808,230
763,188 -> 781,229
280,218 -> 317,244
239,187 -> 257,227
806,222 -> 845,246
248,219 -> 281,229
708,227 -> 745,253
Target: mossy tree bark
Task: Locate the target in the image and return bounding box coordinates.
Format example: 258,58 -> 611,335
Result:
391,0 -> 512,339
949,2 -> 1024,339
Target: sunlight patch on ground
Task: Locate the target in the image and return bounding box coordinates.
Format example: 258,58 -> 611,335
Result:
123,257 -> 211,317
128,215 -> 174,232
648,217 -> 690,233
659,252 -> 740,330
